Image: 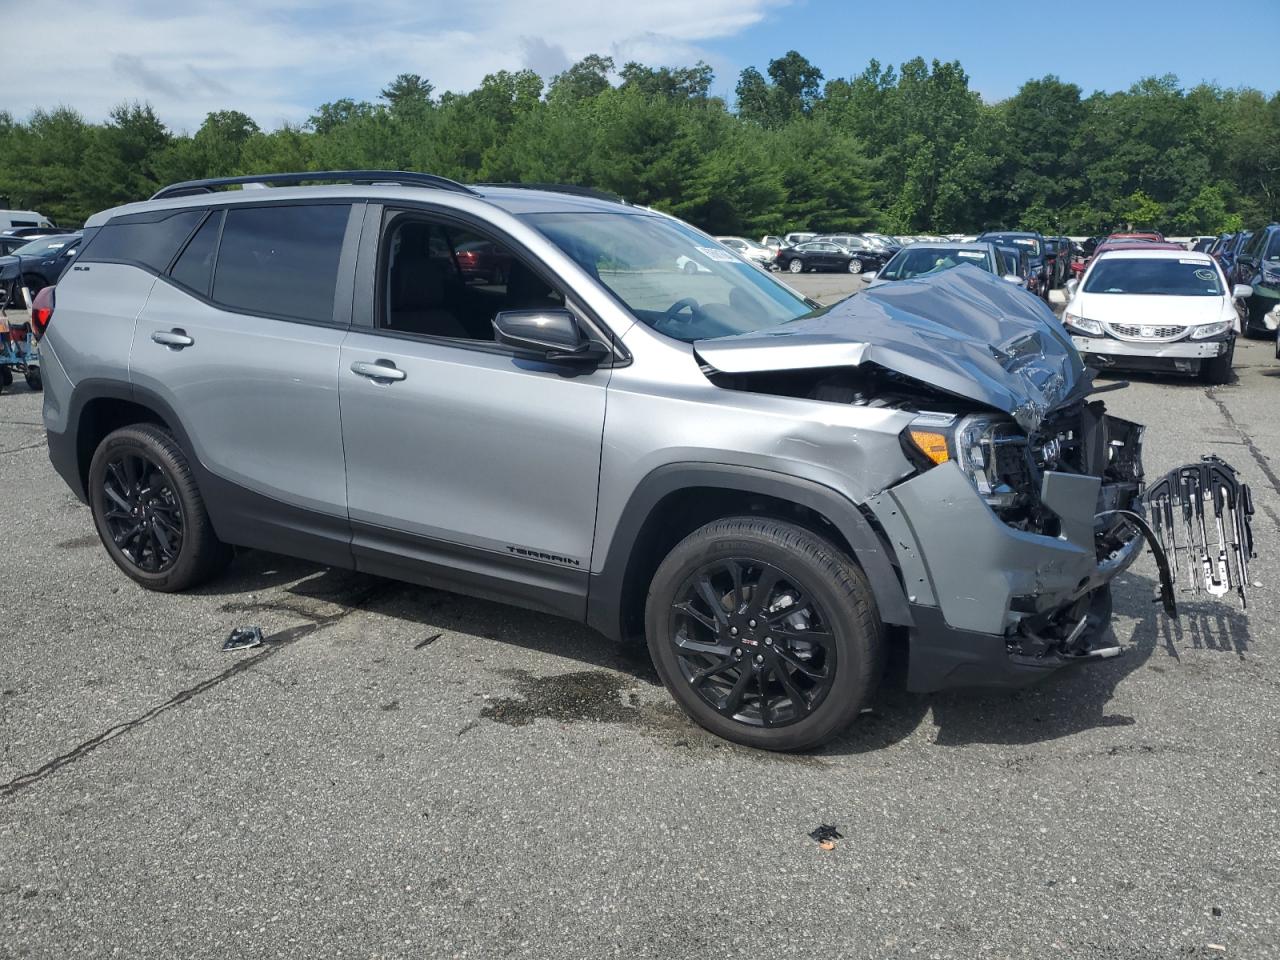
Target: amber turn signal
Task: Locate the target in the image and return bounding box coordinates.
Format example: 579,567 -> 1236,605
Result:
908,429 -> 950,465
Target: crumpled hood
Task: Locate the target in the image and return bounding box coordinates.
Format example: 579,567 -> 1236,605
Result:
695,264 -> 1086,432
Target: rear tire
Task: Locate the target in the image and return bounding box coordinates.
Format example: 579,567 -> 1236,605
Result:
88,423 -> 232,592
24,368 -> 41,391
788,258 -> 803,274
645,516 -> 884,752
847,258 -> 862,274
1200,340 -> 1234,385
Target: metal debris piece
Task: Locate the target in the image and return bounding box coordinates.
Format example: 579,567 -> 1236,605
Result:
223,626 -> 265,651
809,824 -> 843,850
1145,456 -> 1255,609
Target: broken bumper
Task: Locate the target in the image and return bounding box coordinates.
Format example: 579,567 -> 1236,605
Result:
873,461 -> 1138,692
1070,335 -> 1230,373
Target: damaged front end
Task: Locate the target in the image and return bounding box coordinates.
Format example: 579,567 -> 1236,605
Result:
694,267 -> 1258,692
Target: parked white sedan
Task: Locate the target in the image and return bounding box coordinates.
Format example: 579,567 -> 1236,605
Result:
1063,249 -> 1252,384
714,236 -> 776,270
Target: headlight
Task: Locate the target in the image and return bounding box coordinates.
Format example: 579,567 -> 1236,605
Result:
1190,320 -> 1233,339
1063,310 -> 1103,336
903,413 -> 1025,508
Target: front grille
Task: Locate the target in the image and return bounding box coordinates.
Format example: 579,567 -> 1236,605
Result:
1104,322 -> 1188,342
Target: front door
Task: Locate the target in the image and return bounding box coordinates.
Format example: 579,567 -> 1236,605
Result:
338,209 -> 611,619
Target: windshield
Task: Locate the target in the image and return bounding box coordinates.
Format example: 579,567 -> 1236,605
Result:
11,236 -> 75,257
878,247 -> 991,281
525,211 -> 814,341
1265,233 -> 1280,261
1084,258 -> 1223,297
986,236 -> 1041,257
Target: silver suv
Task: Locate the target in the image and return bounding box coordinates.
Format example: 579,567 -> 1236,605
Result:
37,171 -> 1230,751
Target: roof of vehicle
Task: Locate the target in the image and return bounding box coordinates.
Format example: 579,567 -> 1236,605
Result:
83,182 -> 656,229
13,232 -> 81,244
888,242 -> 994,253
1108,231 -> 1164,241
977,230 -> 1042,238
1091,239 -> 1183,256
1091,248 -> 1215,262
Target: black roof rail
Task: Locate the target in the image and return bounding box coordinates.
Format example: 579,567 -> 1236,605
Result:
150,170 -> 480,201
475,182 -> 627,204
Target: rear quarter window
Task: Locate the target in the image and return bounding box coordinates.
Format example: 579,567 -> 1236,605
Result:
80,209 -> 205,272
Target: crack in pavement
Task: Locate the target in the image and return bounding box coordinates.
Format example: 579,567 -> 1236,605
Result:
1205,387 -> 1280,533
0,583 -> 388,800
0,440 -> 48,457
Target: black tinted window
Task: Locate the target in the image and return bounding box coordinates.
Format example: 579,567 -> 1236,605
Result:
383,216 -> 564,341
212,204 -> 350,324
82,210 -> 204,271
169,211 -> 221,295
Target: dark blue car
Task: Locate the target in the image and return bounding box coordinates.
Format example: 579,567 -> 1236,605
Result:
0,232 -> 82,306
1231,223 -> 1280,336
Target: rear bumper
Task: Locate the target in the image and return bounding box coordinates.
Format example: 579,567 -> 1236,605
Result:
47,424 -> 85,502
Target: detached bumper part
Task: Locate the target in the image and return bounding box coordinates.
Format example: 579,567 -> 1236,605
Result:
1144,456 -> 1255,609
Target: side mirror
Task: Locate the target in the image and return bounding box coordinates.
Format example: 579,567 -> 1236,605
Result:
861,271 -> 878,281
492,309 -> 608,363
1232,284 -> 1254,300
1065,278 -> 1079,296
1003,274 -> 1023,285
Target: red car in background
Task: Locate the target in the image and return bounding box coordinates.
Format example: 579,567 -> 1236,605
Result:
1107,231 -> 1165,243
1071,237 -> 1183,279
453,239 -> 512,284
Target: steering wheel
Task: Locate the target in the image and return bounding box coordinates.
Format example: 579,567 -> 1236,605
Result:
663,297 -> 699,324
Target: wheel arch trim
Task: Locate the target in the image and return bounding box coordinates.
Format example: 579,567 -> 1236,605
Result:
586,462 -> 913,642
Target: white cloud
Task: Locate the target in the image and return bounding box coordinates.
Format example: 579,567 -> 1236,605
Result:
10,0 -> 784,131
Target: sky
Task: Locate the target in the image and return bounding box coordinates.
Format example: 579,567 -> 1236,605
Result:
6,0 -> 1276,133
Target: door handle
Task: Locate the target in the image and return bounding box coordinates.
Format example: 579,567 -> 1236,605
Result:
350,360 -> 406,382
151,329 -> 194,349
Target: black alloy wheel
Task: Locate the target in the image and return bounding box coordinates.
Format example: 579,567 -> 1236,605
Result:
88,423 -> 232,591
646,516 -> 883,751
99,451 -> 185,573
669,557 -> 836,727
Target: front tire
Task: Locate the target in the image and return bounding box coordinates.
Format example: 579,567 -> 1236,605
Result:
645,517 -> 884,752
1200,339 -> 1235,385
1244,299 -> 1271,338
24,367 -> 41,391
88,423 -> 231,591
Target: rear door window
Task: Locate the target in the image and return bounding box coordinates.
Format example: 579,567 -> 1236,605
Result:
212,204 -> 351,324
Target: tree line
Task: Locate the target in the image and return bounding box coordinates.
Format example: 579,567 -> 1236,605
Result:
1,52 -> 1277,236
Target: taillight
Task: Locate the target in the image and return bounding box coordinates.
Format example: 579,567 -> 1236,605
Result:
30,286 -> 54,340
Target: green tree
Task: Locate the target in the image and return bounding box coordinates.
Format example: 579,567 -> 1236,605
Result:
548,55 -> 614,104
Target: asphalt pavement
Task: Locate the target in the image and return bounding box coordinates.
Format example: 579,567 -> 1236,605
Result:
2,276 -> 1278,959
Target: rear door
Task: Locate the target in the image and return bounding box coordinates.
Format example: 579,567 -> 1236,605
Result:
129,201 -> 361,564
337,206 -> 611,619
